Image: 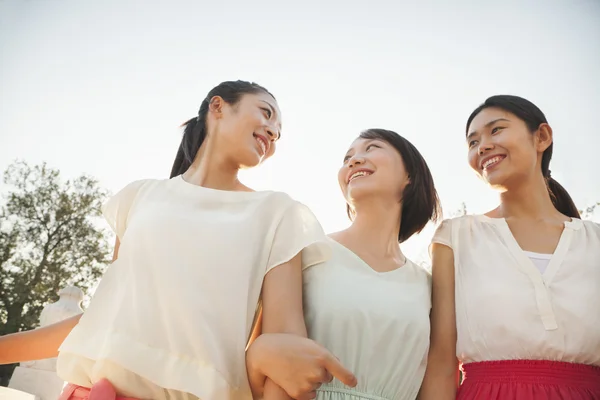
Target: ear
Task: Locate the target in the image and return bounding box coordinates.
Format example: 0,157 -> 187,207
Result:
208,96 -> 224,119
535,123 -> 553,152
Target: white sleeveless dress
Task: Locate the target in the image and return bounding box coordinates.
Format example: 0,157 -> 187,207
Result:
304,238 -> 432,400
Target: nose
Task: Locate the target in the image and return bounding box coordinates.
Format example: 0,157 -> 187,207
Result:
478,141 -> 494,155
265,127 -> 279,141
348,154 -> 365,168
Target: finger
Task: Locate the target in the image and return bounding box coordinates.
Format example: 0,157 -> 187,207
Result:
316,368 -> 332,384
322,353 -> 357,387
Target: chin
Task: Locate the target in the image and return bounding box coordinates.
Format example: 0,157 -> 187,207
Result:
488,183 -> 509,193
482,168 -> 516,191
484,176 -> 509,192
240,149 -> 266,167
346,185 -> 377,202
240,162 -> 262,170
238,158 -> 262,169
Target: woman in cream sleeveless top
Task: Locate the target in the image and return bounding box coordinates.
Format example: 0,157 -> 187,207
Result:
303,238 -> 431,400
247,128 -> 442,400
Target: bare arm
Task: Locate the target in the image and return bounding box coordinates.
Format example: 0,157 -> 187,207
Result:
261,253 -> 307,400
0,314 -> 82,364
262,253 -> 307,336
247,254 -> 356,400
418,243 -> 458,400
0,238 -> 120,365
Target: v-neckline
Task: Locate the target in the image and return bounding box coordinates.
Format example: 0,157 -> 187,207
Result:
499,218 -> 572,283
328,238 -> 408,275
477,215 -> 583,331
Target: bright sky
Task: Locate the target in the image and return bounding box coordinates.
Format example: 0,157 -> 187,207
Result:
1,0 -> 599,262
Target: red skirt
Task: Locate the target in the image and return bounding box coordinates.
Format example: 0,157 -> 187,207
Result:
457,360 -> 600,400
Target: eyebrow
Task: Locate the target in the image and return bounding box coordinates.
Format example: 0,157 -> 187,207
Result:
344,146 -> 356,159
259,100 -> 275,113
466,118 -> 510,140
343,138 -> 380,157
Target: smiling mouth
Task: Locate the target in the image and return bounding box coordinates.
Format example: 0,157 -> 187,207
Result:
253,134 -> 267,156
482,155 -> 506,171
348,170 -> 373,183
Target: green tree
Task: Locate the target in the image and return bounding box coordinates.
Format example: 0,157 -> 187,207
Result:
0,161 -> 111,386
580,202 -> 600,220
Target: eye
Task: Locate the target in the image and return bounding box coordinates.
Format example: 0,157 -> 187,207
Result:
260,107 -> 272,119
343,155 -> 351,163
468,140 -> 478,148
366,144 -> 380,151
491,126 -> 504,134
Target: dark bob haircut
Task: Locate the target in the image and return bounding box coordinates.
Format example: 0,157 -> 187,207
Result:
347,128 -> 442,243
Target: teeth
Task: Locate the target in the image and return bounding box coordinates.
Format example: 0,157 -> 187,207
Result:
256,137 -> 266,155
483,156 -> 503,169
349,171 -> 371,181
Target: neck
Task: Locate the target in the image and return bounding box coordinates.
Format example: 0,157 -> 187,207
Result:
183,140 -> 243,191
498,173 -> 558,220
343,199 -> 404,260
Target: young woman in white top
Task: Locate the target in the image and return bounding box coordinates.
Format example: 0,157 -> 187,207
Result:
0,80 -> 356,399
246,129 -> 442,400
420,95 -> 600,399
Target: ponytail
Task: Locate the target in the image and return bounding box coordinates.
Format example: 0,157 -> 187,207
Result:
169,100 -> 209,178
546,176 -> 580,218
542,150 -> 580,219
169,123 -> 191,178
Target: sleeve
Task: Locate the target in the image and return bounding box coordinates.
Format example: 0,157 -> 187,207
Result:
432,219 -> 453,248
265,201 -> 332,274
101,179 -> 149,240
428,219 -> 453,257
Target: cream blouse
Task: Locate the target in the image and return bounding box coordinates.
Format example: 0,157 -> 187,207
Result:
57,176 -> 331,399
432,215 -> 600,366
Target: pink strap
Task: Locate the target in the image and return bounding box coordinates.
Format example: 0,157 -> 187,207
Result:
59,379 -> 138,400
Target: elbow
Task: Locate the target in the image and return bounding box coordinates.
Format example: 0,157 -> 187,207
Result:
417,355 -> 458,400
419,367 -> 458,400
423,347 -> 459,386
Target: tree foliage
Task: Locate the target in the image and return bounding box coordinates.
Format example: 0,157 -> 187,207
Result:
580,202 -> 600,220
0,161 -> 111,385
453,202 -> 600,220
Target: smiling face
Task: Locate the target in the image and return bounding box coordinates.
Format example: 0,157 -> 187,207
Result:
210,91 -> 282,169
466,107 -> 551,191
338,136 -> 410,210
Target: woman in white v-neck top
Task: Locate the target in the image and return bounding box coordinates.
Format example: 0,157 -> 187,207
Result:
420,95 -> 600,400
246,129 -> 442,400
0,81 -> 340,400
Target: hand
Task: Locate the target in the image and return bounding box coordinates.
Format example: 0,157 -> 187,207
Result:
247,333 -> 357,400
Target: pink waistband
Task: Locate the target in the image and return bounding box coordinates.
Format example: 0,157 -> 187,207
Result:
462,360 -> 600,390
59,379 -> 139,400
